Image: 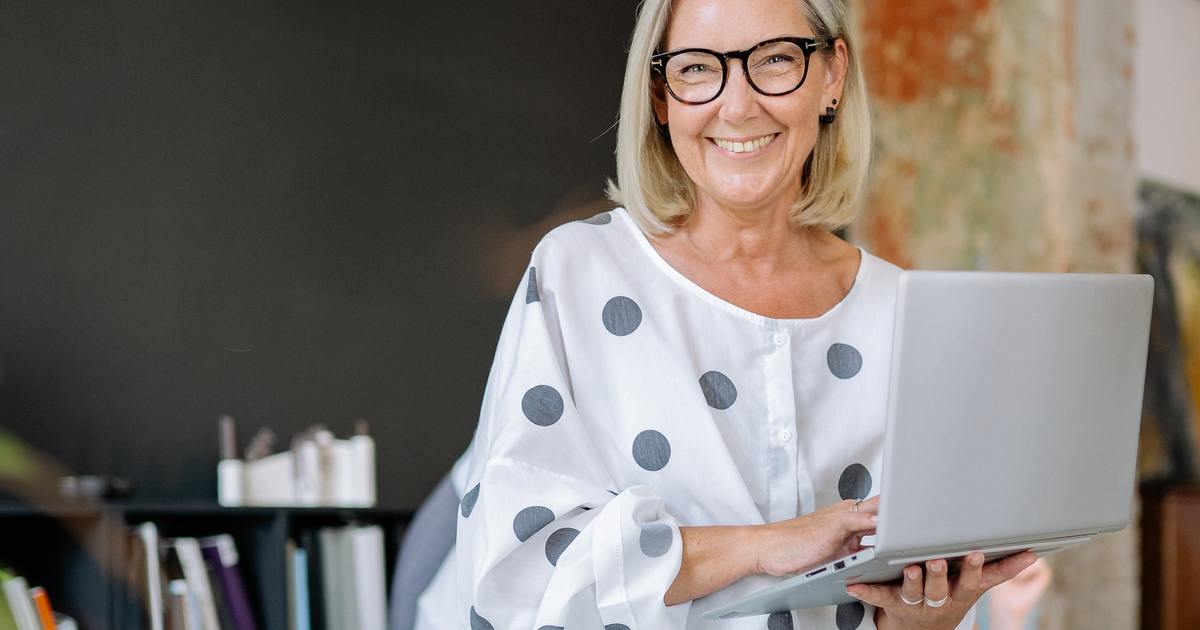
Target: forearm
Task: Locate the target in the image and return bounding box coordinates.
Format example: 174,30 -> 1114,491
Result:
664,525 -> 757,606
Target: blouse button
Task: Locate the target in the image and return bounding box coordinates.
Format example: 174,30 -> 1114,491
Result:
778,429 -> 793,443
772,332 -> 788,346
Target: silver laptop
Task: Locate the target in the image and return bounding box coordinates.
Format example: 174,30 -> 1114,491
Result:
701,270 -> 1154,619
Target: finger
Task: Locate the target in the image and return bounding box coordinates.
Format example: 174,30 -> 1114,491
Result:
954,552 -> 986,597
924,558 -> 950,605
841,510 -> 878,534
981,551 -> 1038,589
839,496 -> 880,516
845,582 -> 894,609
900,564 -> 924,607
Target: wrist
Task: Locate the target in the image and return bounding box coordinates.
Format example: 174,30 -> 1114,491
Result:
731,524 -> 760,579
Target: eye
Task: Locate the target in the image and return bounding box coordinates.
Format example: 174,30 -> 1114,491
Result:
763,54 -> 796,65
681,63 -> 717,75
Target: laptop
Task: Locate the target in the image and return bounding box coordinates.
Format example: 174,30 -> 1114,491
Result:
701,270 -> 1154,619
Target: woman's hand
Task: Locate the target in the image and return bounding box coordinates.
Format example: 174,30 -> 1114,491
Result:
665,497 -> 878,605
986,557 -> 1052,630
753,496 -> 880,577
845,550 -> 1038,630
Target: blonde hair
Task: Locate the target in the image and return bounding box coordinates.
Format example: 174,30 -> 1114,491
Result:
605,0 -> 872,237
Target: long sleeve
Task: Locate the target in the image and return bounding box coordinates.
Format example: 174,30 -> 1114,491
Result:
449,239 -> 692,630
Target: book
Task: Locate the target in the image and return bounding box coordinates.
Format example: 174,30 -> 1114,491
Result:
27,587 -> 55,630
171,539 -> 221,630
290,546 -> 311,630
0,572 -> 39,630
0,572 -> 18,630
284,540 -> 296,630
135,522 -> 166,630
318,528 -> 346,630
348,526 -> 386,630
202,560 -> 236,630
298,530 -> 326,630
198,535 -> 257,630
166,579 -> 199,630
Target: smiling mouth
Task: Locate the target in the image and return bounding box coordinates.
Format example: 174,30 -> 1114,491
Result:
710,133 -> 779,154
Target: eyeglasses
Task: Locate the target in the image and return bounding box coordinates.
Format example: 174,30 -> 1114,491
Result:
650,36 -> 830,105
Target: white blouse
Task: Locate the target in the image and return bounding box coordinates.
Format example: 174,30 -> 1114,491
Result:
415,207 -> 975,630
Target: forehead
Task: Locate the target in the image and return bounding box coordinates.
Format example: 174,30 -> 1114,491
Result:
664,0 -> 813,50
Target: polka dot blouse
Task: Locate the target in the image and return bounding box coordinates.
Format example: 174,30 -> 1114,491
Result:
415,207 -> 976,630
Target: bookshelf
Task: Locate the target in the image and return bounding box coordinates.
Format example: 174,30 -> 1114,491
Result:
0,502 -> 412,630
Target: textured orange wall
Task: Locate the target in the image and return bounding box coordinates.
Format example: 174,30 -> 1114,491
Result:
848,1 -> 1139,628
851,0 -> 1135,275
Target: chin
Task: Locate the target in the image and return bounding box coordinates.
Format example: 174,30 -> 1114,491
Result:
709,179 -> 783,208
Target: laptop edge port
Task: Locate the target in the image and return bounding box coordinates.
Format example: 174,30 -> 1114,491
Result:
834,561 -> 846,570
805,566 -> 827,578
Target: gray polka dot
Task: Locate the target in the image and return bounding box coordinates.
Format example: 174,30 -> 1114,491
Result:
639,523 -> 673,557
828,343 -> 863,379
537,627 -> 565,630
602,296 -> 642,336
838,463 -> 872,501
522,385 -> 564,426
767,612 -> 793,630
699,370 -> 738,409
470,606 -> 493,630
525,267 -> 540,304
836,602 -> 866,630
605,625 -> 630,630
581,211 -> 612,225
460,483 -> 480,518
632,430 -> 671,471
544,527 -> 580,566
513,506 -> 555,542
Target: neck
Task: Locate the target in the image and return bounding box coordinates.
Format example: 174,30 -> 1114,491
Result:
680,193 -> 824,275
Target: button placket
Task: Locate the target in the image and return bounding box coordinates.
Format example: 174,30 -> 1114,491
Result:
764,328 -> 799,521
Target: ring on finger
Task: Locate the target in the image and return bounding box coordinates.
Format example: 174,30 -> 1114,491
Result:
924,594 -> 950,608
900,592 -> 922,606
852,498 -> 864,513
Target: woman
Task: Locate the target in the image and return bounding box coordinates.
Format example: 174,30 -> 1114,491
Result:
416,0 -> 1036,628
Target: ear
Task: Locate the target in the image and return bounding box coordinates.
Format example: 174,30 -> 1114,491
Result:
822,38 -> 850,106
650,72 -> 670,126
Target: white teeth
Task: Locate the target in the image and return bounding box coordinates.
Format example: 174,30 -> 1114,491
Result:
714,134 -> 776,154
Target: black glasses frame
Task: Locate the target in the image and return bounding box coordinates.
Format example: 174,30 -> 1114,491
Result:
650,36 -> 830,105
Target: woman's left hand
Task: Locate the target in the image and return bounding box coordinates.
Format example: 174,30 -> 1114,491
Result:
845,550 -> 1038,630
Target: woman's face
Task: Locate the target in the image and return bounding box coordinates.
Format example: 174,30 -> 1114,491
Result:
654,0 -> 847,214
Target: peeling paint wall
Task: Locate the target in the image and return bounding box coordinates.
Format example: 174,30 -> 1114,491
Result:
851,0 -> 1135,275
848,1 -> 1138,628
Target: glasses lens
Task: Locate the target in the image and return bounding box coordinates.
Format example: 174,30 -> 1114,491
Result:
747,41 -> 808,95
663,51 -> 724,103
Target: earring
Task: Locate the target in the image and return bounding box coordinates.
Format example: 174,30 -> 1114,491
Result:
819,106 -> 837,125
656,121 -> 671,142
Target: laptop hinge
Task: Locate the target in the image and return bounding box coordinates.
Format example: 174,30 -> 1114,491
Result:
883,532 -> 1097,566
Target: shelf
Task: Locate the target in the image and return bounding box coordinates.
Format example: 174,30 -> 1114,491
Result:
0,500 -> 413,519
0,500 -> 414,630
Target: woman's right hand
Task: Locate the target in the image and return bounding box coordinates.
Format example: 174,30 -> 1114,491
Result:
753,496 -> 880,577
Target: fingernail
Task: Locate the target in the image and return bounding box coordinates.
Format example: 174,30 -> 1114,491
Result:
971,554 -> 984,567
906,568 -> 918,579
871,515 -> 878,523
845,588 -> 861,600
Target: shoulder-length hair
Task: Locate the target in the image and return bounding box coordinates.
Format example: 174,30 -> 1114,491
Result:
606,0 -> 872,237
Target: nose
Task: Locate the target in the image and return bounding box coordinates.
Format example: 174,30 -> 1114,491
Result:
718,59 -> 757,123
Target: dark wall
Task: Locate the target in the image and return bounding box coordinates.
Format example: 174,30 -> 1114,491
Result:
0,0 -> 640,508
